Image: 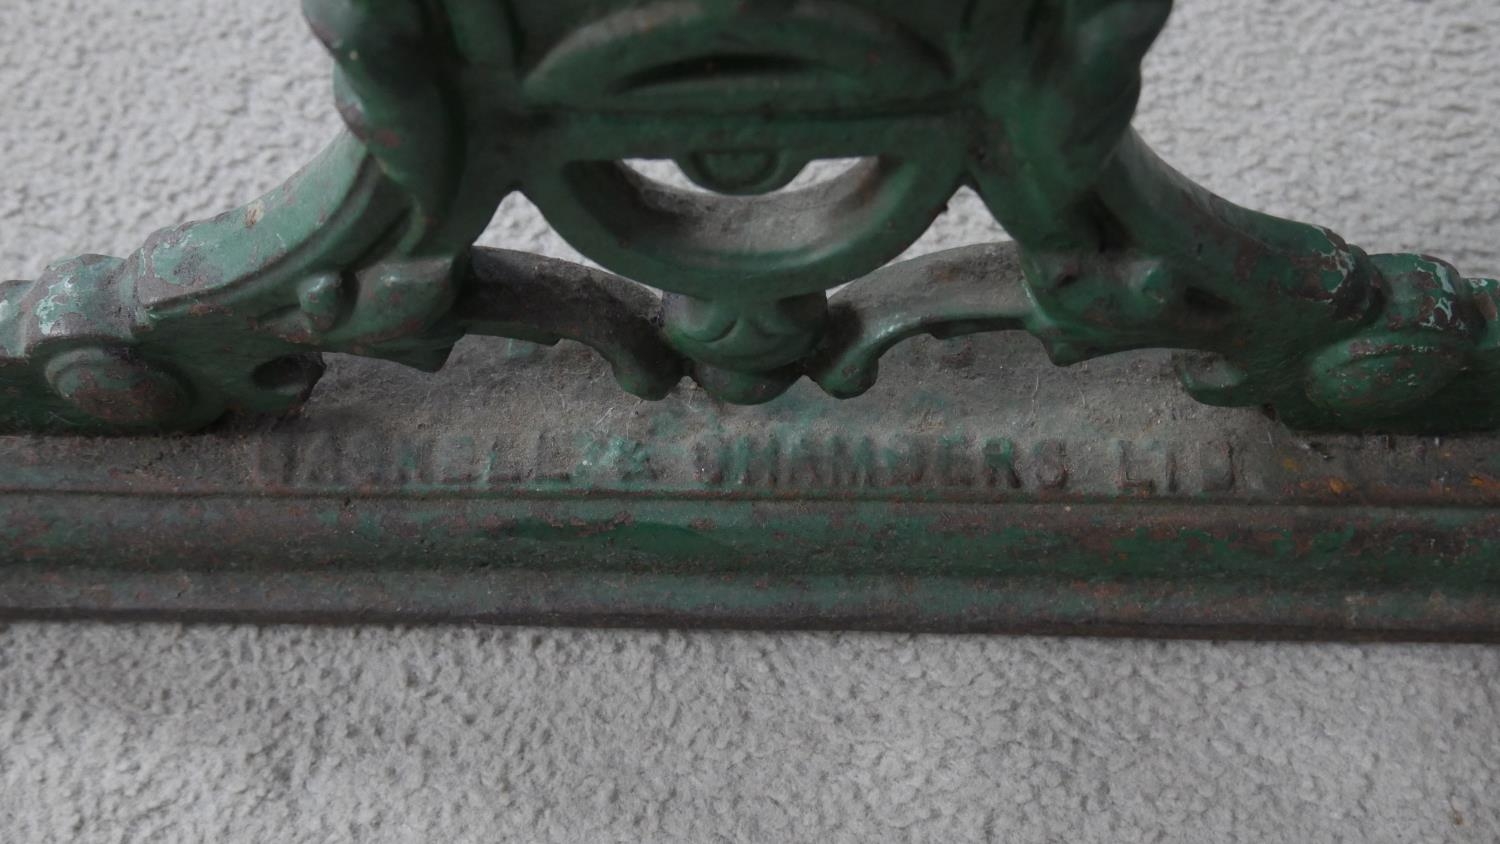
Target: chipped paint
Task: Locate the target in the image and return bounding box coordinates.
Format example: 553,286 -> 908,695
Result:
1,0 -> 1499,639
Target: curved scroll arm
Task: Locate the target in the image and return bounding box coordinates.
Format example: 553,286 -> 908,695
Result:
808,245 -> 1033,398
998,130 -> 1500,433
0,134 -> 408,433
458,248 -> 682,400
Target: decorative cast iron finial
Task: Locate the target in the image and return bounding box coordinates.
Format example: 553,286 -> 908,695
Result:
2,0 -> 1496,435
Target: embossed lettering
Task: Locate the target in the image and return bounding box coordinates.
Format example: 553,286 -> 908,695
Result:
1198,441 -> 1236,493
1117,440 -> 1176,494
983,438 -> 1022,489
785,435 -> 828,487
827,435 -> 878,488
882,435 -> 928,487
1032,440 -> 1069,490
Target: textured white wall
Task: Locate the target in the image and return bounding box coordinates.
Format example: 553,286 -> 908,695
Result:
2,1 -> 1499,841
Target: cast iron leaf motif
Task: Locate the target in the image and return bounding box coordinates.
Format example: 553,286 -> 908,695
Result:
1,0 -> 1496,434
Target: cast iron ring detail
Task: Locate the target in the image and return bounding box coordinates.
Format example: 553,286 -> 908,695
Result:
1,0 -> 1496,435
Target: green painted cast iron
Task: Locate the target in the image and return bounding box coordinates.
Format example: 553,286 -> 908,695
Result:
3,0 -> 1499,639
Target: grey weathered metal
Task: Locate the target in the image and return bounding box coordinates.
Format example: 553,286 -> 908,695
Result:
2,0 -> 1498,639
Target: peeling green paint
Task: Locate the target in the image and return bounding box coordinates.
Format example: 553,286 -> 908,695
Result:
2,1 -> 1500,638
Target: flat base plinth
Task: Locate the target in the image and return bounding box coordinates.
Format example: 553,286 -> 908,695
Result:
5,333 -> 1500,641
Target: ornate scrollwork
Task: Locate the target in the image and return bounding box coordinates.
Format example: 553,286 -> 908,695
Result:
2,0 -> 1495,434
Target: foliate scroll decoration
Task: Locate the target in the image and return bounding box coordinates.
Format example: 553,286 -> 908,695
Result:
2,0 -> 1496,435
